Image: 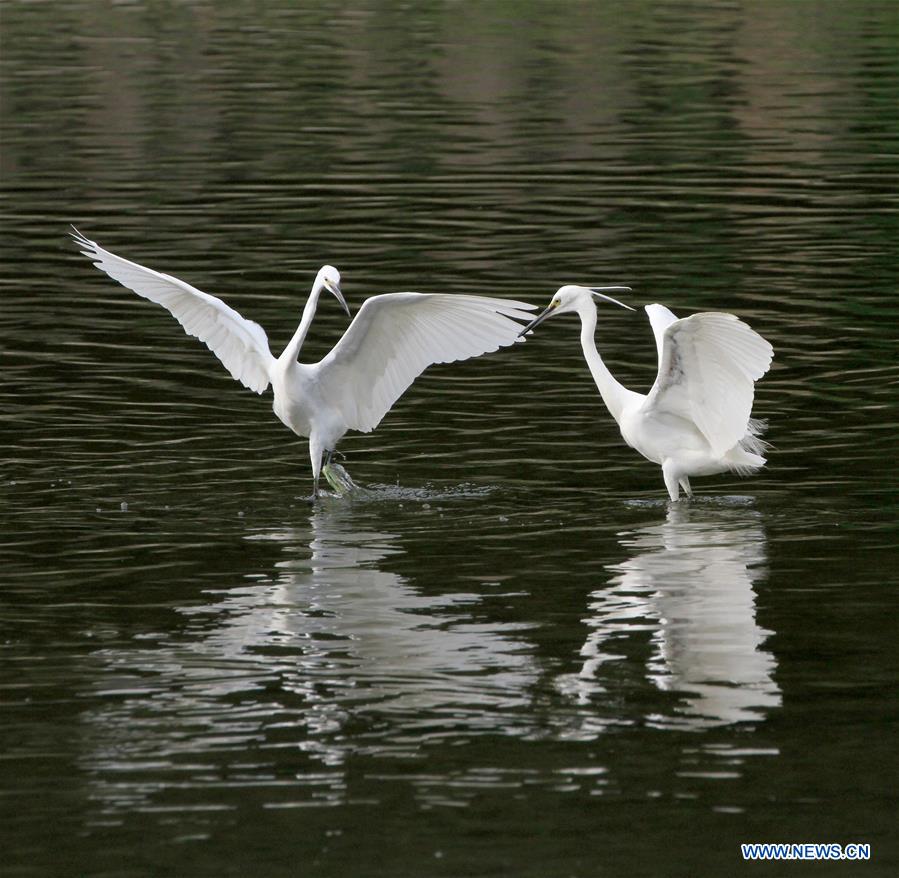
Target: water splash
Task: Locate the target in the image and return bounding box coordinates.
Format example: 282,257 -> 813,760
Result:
318,465 -> 494,504
322,463 -> 359,496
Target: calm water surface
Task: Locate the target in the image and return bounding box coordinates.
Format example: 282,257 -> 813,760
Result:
2,1 -> 898,875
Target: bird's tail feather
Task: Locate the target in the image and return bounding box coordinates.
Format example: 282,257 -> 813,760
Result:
724,420 -> 770,476
740,418 -> 770,457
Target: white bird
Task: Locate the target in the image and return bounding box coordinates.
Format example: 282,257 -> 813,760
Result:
73,230 -> 535,498
520,285 -> 773,501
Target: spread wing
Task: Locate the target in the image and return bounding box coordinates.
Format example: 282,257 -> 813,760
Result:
645,302 -> 679,361
312,293 -> 536,433
643,304 -> 773,456
72,229 -> 275,394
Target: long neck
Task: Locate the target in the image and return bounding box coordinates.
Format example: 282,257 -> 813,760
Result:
280,281 -> 323,364
576,300 -> 634,424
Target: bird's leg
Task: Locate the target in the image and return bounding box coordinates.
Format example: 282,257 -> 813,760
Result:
662,460 -> 681,502
322,449 -> 345,467
306,437 -> 325,503
678,476 -> 693,499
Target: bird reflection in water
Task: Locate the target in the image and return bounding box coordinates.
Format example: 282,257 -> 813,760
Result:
557,502 -> 781,729
239,506 -> 539,758
82,504 -> 539,814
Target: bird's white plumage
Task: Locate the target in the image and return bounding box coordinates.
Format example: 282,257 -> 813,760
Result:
520,286 -> 774,500
645,302 -> 678,362
73,229 -> 275,394
644,307 -> 774,457
315,293 -> 535,432
74,230 -> 536,496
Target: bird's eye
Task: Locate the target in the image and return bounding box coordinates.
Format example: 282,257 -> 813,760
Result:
552,299 -> 560,308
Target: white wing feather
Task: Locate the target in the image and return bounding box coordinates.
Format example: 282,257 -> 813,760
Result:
643,307 -> 773,456
73,229 -> 275,394
645,302 -> 679,361
314,293 -> 536,433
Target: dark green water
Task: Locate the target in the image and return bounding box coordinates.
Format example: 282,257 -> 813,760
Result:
2,1 -> 898,875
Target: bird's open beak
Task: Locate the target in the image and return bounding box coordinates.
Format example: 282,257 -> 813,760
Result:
518,304 -> 556,337
590,286 -> 635,310
325,280 -> 351,317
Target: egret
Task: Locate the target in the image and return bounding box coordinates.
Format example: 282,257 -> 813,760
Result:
520,286 -> 773,501
73,230 -> 535,498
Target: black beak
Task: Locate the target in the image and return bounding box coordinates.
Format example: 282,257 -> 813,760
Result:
590,286 -> 635,310
326,281 -> 351,317
518,305 -> 555,338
